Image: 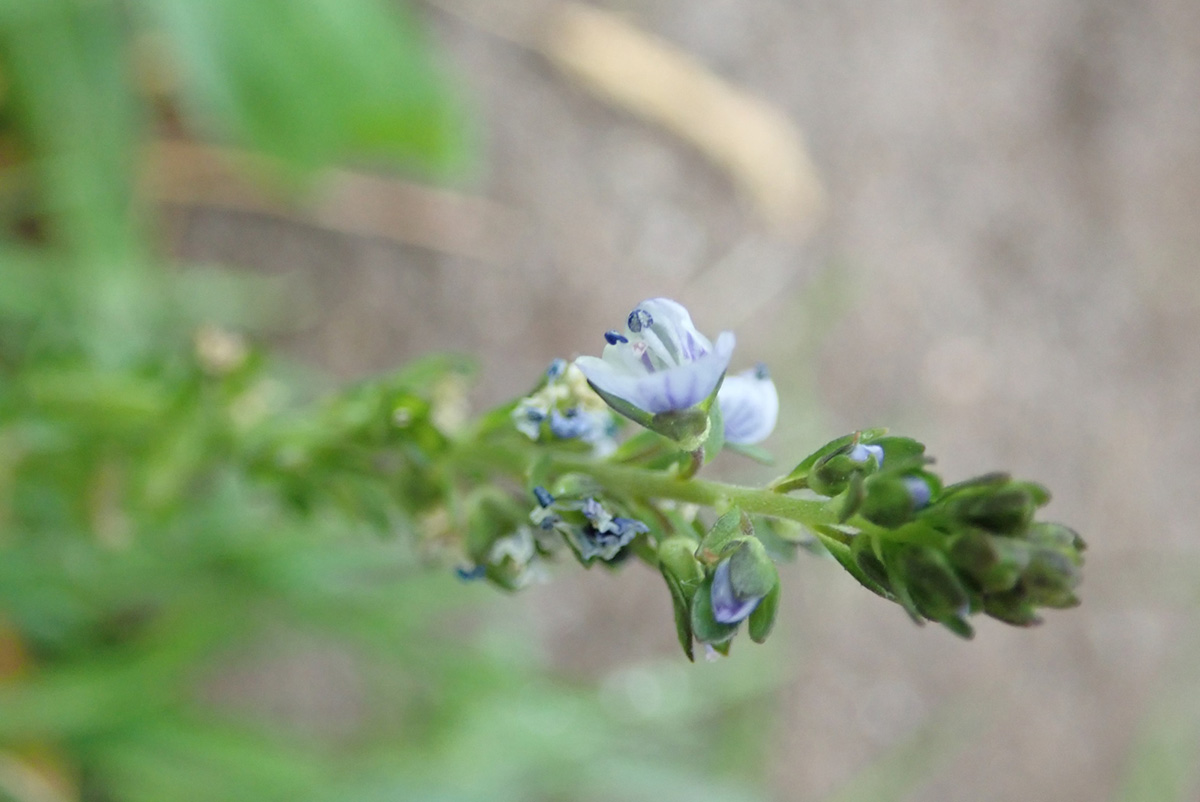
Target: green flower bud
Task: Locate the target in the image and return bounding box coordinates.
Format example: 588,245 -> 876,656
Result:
808,441 -> 883,497
1026,522 -> 1087,554
858,474 -> 934,528
772,429 -> 891,493
854,548 -> 893,595
943,476 -> 1049,536
1021,547 -> 1082,609
949,530 -> 1031,593
896,545 -> 972,631
983,589 -> 1042,627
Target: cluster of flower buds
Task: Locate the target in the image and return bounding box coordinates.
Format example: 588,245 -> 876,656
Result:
657,510 -> 781,660
775,432 -> 1085,637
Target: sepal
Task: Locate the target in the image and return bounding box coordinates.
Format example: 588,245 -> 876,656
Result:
748,581 -> 781,644
690,573 -> 740,645
698,508 -> 753,562
772,429 -> 888,494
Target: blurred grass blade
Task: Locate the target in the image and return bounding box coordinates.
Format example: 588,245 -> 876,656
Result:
142,0 -> 470,175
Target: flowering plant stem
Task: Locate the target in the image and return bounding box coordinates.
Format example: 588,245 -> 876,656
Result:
452,436 -> 849,550
551,456 -> 836,532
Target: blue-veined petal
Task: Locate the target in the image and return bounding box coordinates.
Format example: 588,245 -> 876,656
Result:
710,559 -> 764,624
718,365 -> 779,445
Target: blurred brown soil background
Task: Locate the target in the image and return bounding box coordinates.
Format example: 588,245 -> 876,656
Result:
165,1 -> 1200,799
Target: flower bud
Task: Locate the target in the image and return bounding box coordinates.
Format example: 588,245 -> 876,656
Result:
690,534 -> 781,644
854,548 -> 893,595
943,476 -> 1049,536
858,474 -> 934,528
948,530 -> 1031,593
725,537 -> 778,607
1026,522 -> 1087,553
808,442 -> 883,497
983,589 -> 1042,627
1020,547 -> 1082,609
895,545 -> 972,634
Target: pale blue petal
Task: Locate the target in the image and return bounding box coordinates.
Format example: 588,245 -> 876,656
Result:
718,368 -> 779,445
711,560 -> 763,624
576,332 -> 734,414
634,298 -> 713,361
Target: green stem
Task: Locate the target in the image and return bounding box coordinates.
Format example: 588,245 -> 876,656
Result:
547,455 -> 836,527
451,433 -> 843,539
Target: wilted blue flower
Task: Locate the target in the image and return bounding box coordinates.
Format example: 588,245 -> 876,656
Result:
718,363 -> 779,445
485,526 -> 550,588
575,298 -> 735,416
710,559 -> 765,624
529,488 -> 649,562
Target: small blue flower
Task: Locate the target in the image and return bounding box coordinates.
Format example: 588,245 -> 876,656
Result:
717,363 -> 779,445
710,559 -> 765,624
575,298 -> 735,416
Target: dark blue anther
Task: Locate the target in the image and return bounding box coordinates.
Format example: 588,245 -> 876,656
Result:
627,308 -> 653,333
533,486 -> 554,508
455,564 -> 487,581
605,329 -> 629,345
546,359 -> 567,379
754,362 -> 770,380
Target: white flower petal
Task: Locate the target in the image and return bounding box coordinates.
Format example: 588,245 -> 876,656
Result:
577,298 -> 738,418
718,367 -> 779,445
635,298 -> 713,359
577,332 -> 734,414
